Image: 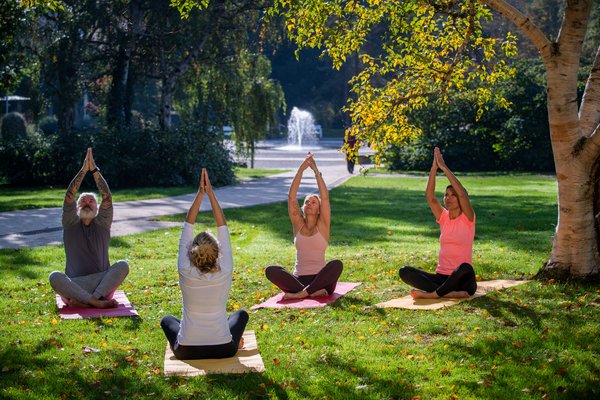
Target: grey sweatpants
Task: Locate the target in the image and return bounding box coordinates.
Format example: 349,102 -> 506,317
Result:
49,260 -> 129,304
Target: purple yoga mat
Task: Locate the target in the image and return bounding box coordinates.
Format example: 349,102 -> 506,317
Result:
250,282 -> 361,310
56,290 -> 139,319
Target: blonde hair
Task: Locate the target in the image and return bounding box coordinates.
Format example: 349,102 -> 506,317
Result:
189,232 -> 220,273
301,194 -> 321,215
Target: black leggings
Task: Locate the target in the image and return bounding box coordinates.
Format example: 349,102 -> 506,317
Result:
265,259 -> 343,295
399,263 -> 477,297
160,309 -> 249,360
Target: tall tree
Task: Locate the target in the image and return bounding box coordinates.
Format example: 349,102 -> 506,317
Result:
143,0 -> 271,130
229,50 -> 286,167
271,0 -> 600,279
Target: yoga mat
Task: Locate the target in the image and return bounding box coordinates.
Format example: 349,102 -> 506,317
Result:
56,290 -> 139,319
163,330 -> 265,376
250,282 -> 362,310
374,279 -> 530,310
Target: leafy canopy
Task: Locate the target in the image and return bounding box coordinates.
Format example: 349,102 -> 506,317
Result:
268,0 -> 518,162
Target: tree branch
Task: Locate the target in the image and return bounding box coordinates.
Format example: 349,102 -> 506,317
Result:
580,45 -> 600,137
482,0 -> 552,60
556,0 -> 592,57
587,121 -> 600,157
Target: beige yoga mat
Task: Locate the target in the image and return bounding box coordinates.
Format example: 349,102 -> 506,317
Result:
163,330 -> 265,376
375,279 -> 530,310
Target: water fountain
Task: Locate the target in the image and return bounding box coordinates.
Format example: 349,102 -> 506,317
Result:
285,107 -> 319,150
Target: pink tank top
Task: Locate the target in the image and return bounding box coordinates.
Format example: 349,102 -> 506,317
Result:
293,227 -> 328,276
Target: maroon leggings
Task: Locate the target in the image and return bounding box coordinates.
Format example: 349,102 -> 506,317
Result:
265,259 -> 343,295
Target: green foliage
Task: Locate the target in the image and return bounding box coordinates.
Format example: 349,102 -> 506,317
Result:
0,113 -> 39,184
0,124 -> 234,188
37,115 -> 58,136
0,112 -> 27,141
382,60 -> 553,172
267,0 -> 518,163
229,51 -> 286,163
1,176 -> 599,399
90,124 -> 235,188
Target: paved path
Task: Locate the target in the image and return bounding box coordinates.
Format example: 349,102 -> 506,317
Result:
0,138 -> 370,249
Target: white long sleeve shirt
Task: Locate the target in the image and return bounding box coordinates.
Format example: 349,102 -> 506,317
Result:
176,222 -> 233,346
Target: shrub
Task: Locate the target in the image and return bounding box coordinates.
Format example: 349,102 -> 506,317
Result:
38,115 -> 59,136
0,112 -> 34,184
0,112 -> 27,141
0,122 -> 235,188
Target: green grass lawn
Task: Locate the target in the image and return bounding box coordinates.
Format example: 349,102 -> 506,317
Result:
1,175 -> 598,399
0,169 -> 287,212
234,168 -> 288,179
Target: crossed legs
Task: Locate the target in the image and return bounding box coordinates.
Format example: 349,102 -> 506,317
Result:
161,309 -> 249,360
265,260 -> 343,299
399,263 -> 477,299
49,260 -> 129,308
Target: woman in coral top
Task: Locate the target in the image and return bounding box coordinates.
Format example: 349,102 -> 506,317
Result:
399,147 -> 477,299
265,152 -> 343,300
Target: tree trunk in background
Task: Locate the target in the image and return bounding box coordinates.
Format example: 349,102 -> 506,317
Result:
55,39 -> 79,136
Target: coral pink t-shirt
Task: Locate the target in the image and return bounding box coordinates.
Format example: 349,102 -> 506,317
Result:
436,209 -> 475,275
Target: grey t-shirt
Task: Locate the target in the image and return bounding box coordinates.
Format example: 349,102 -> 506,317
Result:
62,202 -> 112,278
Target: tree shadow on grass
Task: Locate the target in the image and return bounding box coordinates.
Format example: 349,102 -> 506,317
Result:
0,247 -> 54,280
286,351 -> 418,400
469,295 -> 543,329
110,236 -> 132,249
0,340 -> 289,399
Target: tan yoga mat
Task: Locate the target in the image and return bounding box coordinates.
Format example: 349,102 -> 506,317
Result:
374,279 -> 530,310
163,330 -> 265,376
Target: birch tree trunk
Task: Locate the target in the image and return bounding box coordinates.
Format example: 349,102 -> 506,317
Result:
485,0 -> 600,278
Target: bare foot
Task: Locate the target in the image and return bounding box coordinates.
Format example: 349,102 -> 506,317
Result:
410,289 -> 439,299
66,298 -> 90,308
238,337 -> 245,349
443,291 -> 471,298
88,298 -> 118,308
309,288 -> 329,297
282,289 -> 308,300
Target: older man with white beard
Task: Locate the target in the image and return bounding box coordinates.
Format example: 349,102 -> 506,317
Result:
49,148 -> 129,308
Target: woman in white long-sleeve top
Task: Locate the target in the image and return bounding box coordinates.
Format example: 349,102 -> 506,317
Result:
161,168 -> 248,359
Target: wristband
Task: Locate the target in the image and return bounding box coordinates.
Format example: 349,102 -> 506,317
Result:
91,168 -> 100,174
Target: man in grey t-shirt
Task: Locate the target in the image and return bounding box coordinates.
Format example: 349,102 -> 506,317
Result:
49,148 -> 129,308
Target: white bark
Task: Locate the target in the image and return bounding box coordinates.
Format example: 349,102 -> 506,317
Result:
485,0 -> 599,277
580,46 -> 600,138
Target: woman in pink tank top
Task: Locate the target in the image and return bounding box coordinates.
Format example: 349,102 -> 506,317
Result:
399,147 -> 477,299
265,152 -> 343,300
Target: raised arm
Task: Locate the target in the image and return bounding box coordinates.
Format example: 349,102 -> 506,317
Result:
185,169 -> 205,224
87,148 -> 112,210
307,155 -> 330,230
288,153 -> 312,231
64,149 -> 90,205
425,151 -> 443,220
203,169 -> 226,227
435,147 -> 474,221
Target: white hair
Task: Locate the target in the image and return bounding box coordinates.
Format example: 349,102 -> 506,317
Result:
77,192 -> 99,219
77,192 -> 98,205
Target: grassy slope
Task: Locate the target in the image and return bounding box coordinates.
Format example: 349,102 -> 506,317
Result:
1,175 -> 598,399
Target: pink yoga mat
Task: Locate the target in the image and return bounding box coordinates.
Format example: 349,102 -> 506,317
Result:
56,290 -> 139,319
250,282 -> 362,310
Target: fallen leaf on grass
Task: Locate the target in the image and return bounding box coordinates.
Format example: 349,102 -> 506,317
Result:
83,346 -> 100,353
